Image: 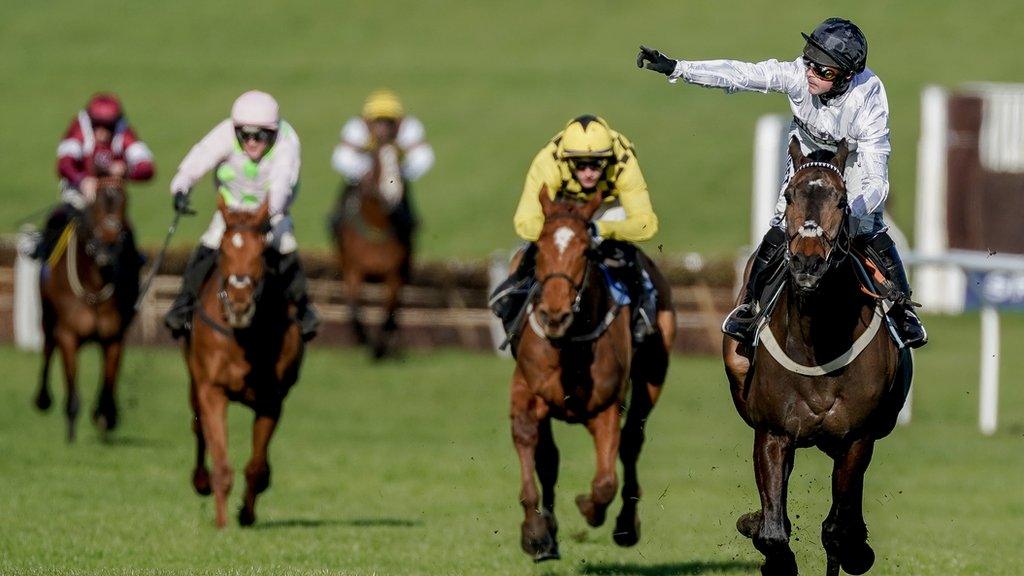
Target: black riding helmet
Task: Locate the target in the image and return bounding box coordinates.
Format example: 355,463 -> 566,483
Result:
802,18 -> 867,73
802,18 -> 867,99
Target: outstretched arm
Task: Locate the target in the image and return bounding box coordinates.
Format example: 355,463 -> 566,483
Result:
638,46 -> 804,95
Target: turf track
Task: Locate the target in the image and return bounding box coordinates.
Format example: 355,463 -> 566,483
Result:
0,313 -> 1021,575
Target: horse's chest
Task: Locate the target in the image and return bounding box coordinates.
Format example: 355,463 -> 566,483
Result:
534,368 -> 620,421
63,305 -> 121,339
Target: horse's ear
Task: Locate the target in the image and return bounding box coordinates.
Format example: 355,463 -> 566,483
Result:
580,189 -> 604,221
832,139 -> 849,171
538,184 -> 555,217
217,193 -> 229,219
254,197 -> 270,224
788,136 -> 805,167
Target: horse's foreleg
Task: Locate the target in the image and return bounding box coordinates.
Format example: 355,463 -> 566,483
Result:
94,339 -> 123,433
511,373 -> 558,561
822,438 -> 876,576
576,403 -> 620,529
344,269 -> 368,345
197,384 -> 232,528
189,379 -> 211,496
614,368 -> 664,547
56,331 -> 80,442
35,334 -> 56,412
744,429 -> 797,576
534,416 -> 559,548
239,411 -> 279,527
374,272 -> 402,359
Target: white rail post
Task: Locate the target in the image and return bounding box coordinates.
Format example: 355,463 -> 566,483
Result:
979,304 -> 1000,435
14,227 -> 43,351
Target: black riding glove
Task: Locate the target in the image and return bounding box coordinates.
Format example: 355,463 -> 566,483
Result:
173,191 -> 195,215
636,45 -> 677,76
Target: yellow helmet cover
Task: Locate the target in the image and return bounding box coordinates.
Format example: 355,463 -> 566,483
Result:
362,89 -> 405,120
557,115 -> 614,159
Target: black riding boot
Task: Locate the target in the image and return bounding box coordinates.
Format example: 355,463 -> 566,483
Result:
115,228 -> 143,319
33,204 -> 77,261
164,246 -> 217,338
275,251 -> 320,342
864,233 -> 928,349
722,226 -> 787,344
597,241 -> 657,342
488,244 -> 538,334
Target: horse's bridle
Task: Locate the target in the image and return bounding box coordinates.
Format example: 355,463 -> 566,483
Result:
82,186 -> 127,265
785,162 -> 852,274
216,222 -> 269,322
534,213 -> 594,316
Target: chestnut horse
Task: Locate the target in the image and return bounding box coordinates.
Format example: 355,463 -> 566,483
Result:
332,143 -> 410,359
35,177 -> 137,441
186,197 -> 304,528
510,186 -> 676,562
723,139 -> 912,576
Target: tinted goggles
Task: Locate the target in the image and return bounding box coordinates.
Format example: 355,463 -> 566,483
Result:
235,126 -> 276,143
803,57 -> 840,82
570,158 -> 609,172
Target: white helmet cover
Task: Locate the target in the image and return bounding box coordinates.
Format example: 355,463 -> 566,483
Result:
231,90 -> 280,129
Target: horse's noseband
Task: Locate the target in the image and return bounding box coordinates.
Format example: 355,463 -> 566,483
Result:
536,263 -> 591,315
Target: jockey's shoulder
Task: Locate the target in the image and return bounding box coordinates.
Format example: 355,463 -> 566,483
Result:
395,115 -> 426,148
340,116 -> 370,147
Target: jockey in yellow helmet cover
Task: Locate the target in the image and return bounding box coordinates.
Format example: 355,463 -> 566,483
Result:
491,114 -> 659,342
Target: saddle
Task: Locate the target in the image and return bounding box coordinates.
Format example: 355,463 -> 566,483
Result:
748,248 -> 906,350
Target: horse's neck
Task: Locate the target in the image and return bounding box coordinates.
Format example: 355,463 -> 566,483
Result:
773,262 -> 875,361
69,228 -> 107,290
567,260 -> 612,339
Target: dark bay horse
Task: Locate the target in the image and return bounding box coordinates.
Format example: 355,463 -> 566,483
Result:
332,142 -> 410,359
35,177 -> 137,441
510,186 -> 676,562
186,197 -> 304,528
723,139 -> 912,576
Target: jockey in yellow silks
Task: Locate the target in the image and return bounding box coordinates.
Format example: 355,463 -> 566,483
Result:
491,114 -> 659,341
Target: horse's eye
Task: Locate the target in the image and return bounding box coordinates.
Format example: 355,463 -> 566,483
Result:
784,188 -> 793,204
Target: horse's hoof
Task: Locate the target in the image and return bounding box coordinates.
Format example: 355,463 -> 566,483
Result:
532,548 -> 561,563
192,468 -> 212,496
737,511 -> 762,539
238,506 -> 256,527
840,542 -> 875,575
760,549 -> 797,576
521,519 -> 559,561
612,515 -> 640,547
372,343 -> 388,361
34,392 -> 52,411
93,411 -> 118,433
575,494 -> 606,527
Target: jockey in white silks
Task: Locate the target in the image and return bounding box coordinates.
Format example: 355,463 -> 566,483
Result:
328,89 -> 434,256
164,90 -> 319,340
638,17 -> 926,348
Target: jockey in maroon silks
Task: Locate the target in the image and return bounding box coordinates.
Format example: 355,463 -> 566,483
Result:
35,93 -> 155,264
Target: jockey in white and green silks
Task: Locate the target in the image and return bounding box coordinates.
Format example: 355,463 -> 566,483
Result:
164,90 -> 319,340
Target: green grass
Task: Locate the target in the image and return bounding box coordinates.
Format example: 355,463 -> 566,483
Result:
0,313 -> 1021,575
2,1 -> 1023,259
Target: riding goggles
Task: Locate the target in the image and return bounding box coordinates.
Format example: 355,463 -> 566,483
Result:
235,126 -> 276,143
569,158 -> 609,172
803,57 -> 840,82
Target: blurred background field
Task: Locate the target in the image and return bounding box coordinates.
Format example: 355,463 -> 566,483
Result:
2,1 -> 1023,259
0,314 -> 1022,575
